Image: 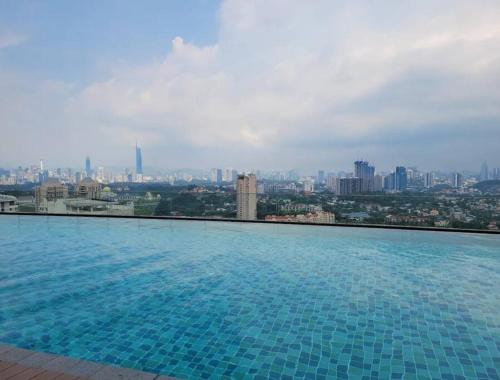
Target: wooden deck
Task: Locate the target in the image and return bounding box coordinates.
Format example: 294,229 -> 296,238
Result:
0,344 -> 176,380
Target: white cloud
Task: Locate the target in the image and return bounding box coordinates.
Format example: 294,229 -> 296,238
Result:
0,31 -> 26,49
1,1 -> 500,170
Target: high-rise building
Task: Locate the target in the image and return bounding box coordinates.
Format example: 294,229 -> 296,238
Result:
209,168 -> 222,184
374,174 -> 384,192
317,170 -> 325,184
395,166 -> 407,191
336,177 -> 363,195
236,174 -> 257,220
493,167 -> 500,180
326,173 -> 337,192
480,161 -> 489,181
85,156 -> 92,177
424,172 -> 434,188
354,161 -> 375,192
384,173 -> 395,191
135,143 -> 143,175
452,172 -> 464,188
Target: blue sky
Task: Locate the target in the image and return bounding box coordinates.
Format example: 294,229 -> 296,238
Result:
0,0 -> 219,82
1,0 -> 499,172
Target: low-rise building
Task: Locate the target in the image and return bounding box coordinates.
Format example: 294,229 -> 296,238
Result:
265,211 -> 335,224
0,194 -> 18,212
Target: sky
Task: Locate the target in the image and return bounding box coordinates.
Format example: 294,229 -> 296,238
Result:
0,0 -> 499,173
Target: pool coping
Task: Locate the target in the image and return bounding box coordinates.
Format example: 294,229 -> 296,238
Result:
1,211 -> 499,234
0,343 -> 178,380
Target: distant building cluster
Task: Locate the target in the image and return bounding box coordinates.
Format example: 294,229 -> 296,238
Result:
265,211 -> 335,224
34,178 -> 134,216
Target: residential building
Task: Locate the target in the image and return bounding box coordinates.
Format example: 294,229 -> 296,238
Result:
354,161 -> 375,192
424,172 -> 434,188
374,174 -> 384,192
236,174 -> 257,220
75,178 -> 102,199
336,177 -> 363,195
35,179 -> 69,212
326,174 -> 337,192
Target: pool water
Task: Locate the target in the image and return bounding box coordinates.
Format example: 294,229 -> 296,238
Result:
0,216 -> 499,379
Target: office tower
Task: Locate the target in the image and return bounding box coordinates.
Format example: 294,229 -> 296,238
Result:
85,156 -> 92,177
424,172 -> 434,188
236,174 -> 257,220
40,159 -> 44,172
135,143 -> 143,175
480,162 -> 489,181
452,172 -> 464,188
395,166 -> 407,191
217,169 -> 222,184
384,172 -> 395,191
374,174 -> 383,192
317,170 -> 325,184
354,161 -> 375,192
336,177 -> 363,195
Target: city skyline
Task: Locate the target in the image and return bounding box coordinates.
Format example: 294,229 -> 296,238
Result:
1,1 -> 500,170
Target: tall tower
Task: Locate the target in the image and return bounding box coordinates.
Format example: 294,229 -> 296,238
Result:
480,161 -> 489,182
395,166 -> 407,191
354,160 -> 375,192
85,156 -> 91,177
135,143 -> 143,175
236,174 -> 257,220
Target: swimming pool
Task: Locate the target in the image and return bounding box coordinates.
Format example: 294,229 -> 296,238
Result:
0,215 -> 499,379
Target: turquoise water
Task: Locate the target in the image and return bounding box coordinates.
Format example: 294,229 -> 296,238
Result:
0,216 -> 499,379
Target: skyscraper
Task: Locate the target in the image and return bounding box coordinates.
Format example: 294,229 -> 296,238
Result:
452,172 -> 463,188
354,161 -> 375,192
317,170 -> 325,184
480,161 -> 489,181
424,172 -> 434,188
395,166 -> 407,191
85,156 -> 92,177
236,174 -> 257,220
135,143 -> 143,175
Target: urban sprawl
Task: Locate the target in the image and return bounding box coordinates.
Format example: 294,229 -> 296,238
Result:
1,145 -> 499,230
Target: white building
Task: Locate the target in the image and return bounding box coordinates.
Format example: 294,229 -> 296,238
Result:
0,195 -> 18,212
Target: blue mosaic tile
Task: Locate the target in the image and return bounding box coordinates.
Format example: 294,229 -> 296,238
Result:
0,216 -> 499,379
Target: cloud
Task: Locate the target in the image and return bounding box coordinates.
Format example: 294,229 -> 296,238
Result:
1,0 -> 500,171
0,31 -> 26,49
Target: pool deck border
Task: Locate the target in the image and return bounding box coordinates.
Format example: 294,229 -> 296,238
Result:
1,211 -> 499,234
0,343 -> 177,380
